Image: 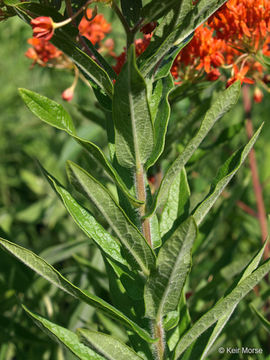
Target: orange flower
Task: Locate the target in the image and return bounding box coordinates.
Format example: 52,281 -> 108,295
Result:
208,0 -> 270,53
79,9 -> 111,45
226,65 -> 255,87
31,17 -> 55,41
171,25 -> 226,81
25,38 -> 62,65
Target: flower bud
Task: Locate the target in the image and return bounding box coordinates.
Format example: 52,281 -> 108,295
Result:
31,17 -> 55,41
253,87 -> 263,103
62,87 -> 74,102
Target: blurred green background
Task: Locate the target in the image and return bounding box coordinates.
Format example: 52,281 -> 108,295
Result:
1,14 -> 270,360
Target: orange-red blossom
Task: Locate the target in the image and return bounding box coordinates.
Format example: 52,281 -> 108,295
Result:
79,8 -> 111,45
31,17 -> 55,41
113,0 -> 270,103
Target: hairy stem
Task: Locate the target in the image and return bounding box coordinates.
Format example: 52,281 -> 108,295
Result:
153,320 -> 165,360
136,165 -> 152,247
242,85 -> 269,259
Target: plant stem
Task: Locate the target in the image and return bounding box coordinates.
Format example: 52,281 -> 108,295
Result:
154,320 -> 165,360
136,165 -> 152,247
242,85 -> 269,259
111,0 -> 134,49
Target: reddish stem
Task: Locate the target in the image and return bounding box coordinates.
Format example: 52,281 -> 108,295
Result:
242,85 -> 269,259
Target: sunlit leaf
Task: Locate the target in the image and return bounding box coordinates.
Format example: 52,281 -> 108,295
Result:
23,305 -> 106,360
19,88 -> 141,205
0,238 -> 154,342
113,45 -> 154,169
78,329 -> 144,360
67,161 -> 156,275
173,257 -> 270,359
144,217 -> 197,319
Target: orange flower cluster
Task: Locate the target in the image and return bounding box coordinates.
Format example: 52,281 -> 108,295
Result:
25,38 -> 63,66
114,0 -> 270,102
171,25 -> 226,82
79,8 -> 111,45
208,0 -> 270,54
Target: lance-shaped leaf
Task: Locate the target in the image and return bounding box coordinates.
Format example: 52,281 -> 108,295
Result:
173,257 -> 270,359
142,0 -> 189,22
41,167 -> 128,267
193,124 -> 263,226
67,161 -> 156,275
19,88 -> 141,205
22,305 -> 106,360
140,0 -> 227,77
250,304 -> 270,334
160,168 -> 190,238
0,238 -> 154,343
52,33 -> 113,98
78,329 -> 144,360
146,75 -> 174,169
113,45 -> 154,169
144,217 -> 197,319
147,81 -> 241,217
198,242 -> 267,360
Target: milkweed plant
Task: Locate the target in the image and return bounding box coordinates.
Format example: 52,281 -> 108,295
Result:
0,0 -> 270,359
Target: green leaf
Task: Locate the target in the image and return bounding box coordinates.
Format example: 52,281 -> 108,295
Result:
160,168 -> 190,238
163,310 -> 180,331
41,167 -> 128,267
146,75 -> 174,169
250,304 -> 270,334
167,291 -> 192,351
142,0 -> 189,22
113,45 -> 154,169
19,88 -> 141,206
144,217 -> 197,319
153,39 -> 193,81
198,242 -> 267,360
147,81 -> 241,217
22,305 -> 106,360
140,0 -> 227,77
3,0 -> 20,5
81,36 -> 117,81
52,33 -> 113,98
78,329 -> 144,360
173,257 -> 270,359
0,238 -> 154,343
19,88 -> 75,133
193,124 -> 263,226
120,0 -> 142,26
67,161 -> 156,276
